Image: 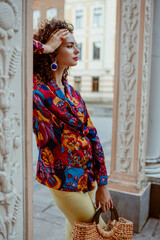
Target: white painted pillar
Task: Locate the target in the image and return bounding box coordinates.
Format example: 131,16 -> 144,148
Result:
0,0 -> 33,239
145,0 -> 160,179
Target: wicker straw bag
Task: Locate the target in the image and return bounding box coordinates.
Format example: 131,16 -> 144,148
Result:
71,206 -> 133,240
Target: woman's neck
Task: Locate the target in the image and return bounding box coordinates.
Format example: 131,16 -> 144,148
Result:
53,67 -> 65,87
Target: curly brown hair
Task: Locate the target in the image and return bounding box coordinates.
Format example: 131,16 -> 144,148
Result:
33,18 -> 74,84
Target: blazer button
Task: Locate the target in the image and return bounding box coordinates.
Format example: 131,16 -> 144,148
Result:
67,166 -> 71,169
67,149 -> 72,153
83,165 -> 87,170
82,137 -> 85,140
83,149 -> 87,154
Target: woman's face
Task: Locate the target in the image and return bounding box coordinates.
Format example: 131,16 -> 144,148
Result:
56,32 -> 80,68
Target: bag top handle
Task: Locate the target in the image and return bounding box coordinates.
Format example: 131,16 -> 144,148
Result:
92,206 -> 119,224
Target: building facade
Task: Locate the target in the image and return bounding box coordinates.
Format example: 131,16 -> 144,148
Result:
33,0 -> 65,31
65,0 -> 116,103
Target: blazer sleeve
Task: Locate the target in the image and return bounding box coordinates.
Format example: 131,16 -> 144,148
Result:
33,89 -> 58,148
33,40 -> 44,54
76,90 -> 108,186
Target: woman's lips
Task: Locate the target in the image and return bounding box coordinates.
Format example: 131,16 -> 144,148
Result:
73,57 -> 78,61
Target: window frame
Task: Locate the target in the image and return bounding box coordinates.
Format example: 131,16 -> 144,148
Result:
74,76 -> 81,91
75,9 -> 83,29
46,8 -> 57,20
92,76 -> 99,92
33,10 -> 41,30
93,41 -> 101,60
93,7 -> 102,27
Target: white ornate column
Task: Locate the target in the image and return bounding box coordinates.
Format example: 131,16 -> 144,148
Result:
109,0 -> 154,232
0,0 -> 33,240
145,0 -> 160,181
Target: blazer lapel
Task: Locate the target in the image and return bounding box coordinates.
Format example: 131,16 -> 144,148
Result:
45,78 -> 85,127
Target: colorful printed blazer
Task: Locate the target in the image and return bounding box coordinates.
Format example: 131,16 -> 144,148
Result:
33,40 -> 108,192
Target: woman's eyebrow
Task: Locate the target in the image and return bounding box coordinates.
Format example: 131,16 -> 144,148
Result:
65,41 -> 77,45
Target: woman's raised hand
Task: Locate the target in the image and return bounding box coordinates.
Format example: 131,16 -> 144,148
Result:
43,29 -> 69,54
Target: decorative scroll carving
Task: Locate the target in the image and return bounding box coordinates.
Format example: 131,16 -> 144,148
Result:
9,48 -> 21,78
116,0 -> 139,173
0,0 -> 21,239
139,0 -> 153,172
0,216 -> 6,239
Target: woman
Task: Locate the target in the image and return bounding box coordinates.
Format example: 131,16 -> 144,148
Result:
33,18 -> 113,239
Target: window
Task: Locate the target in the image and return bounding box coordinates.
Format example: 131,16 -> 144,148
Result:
93,8 -> 102,27
46,8 -> 57,20
93,42 -> 101,60
92,77 -> 99,92
33,10 -> 40,30
74,76 -> 81,91
76,10 -> 83,29
77,43 -> 82,60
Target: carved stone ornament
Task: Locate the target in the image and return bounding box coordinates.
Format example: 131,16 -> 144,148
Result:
0,0 -> 20,40
0,0 -> 22,239
138,0 -> 153,172
116,0 -> 140,173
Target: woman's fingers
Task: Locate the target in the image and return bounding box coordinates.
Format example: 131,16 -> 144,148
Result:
55,29 -> 69,37
96,200 -> 99,209
44,29 -> 69,53
101,202 -> 107,213
49,30 -> 69,43
106,200 -> 113,210
100,200 -> 113,212
95,185 -> 113,213
49,29 -> 68,41
110,199 -> 114,209
98,201 -> 109,212
59,31 -> 69,41
61,31 -> 69,37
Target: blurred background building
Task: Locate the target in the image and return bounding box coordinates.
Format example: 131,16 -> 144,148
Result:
33,0 -> 64,30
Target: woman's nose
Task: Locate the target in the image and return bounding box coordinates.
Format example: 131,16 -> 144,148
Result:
75,47 -> 80,54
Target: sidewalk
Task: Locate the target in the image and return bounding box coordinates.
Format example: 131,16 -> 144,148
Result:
34,184 -> 65,240
33,184 -> 160,240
